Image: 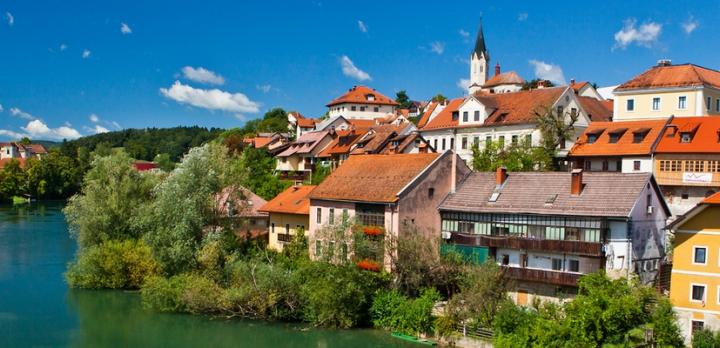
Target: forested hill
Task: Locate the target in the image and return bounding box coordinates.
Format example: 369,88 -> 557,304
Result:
60,126 -> 225,162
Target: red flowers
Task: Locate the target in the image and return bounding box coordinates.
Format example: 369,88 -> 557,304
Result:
362,226 -> 384,236
356,259 -> 381,272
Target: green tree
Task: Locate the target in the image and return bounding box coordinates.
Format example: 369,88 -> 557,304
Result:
521,79 -> 555,90
237,147 -> 290,200
25,150 -> 82,199
470,139 -> 553,172
431,94 -> 447,103
153,153 -> 175,172
534,105 -> 579,152
64,151 -> 158,248
395,90 -> 412,109
0,159 -> 27,200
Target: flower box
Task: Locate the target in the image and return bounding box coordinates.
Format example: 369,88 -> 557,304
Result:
356,259 -> 381,272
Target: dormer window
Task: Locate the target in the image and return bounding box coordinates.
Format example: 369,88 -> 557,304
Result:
608,128 -> 627,144
632,129 -> 650,144
680,132 -> 692,143
365,94 -> 375,101
452,111 -> 459,120
587,134 -> 598,144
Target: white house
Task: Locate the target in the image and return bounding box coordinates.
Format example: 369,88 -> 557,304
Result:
326,86 -> 399,121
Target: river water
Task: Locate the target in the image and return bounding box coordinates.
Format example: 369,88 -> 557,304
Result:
0,202 -> 411,347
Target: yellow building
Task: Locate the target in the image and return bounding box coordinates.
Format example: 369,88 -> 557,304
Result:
669,192 -> 720,343
258,185 -> 315,252
613,62 -> 720,121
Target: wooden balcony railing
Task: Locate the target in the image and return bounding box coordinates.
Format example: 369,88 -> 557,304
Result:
277,171 -> 309,181
277,233 -> 293,243
502,266 -> 581,287
449,233 -> 603,257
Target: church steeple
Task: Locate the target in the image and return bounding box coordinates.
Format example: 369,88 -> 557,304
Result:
472,19 -> 489,60
468,18 -> 490,94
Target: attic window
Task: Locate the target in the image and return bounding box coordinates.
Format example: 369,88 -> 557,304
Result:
488,192 -> 501,202
452,111 -> 459,120
608,128 -> 627,144
365,94 -> 376,101
496,113 -> 509,122
586,129 -> 605,144
545,194 -> 558,204
680,132 -> 692,143
632,129 -> 650,143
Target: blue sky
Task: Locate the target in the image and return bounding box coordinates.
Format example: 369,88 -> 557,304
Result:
0,0 -> 718,141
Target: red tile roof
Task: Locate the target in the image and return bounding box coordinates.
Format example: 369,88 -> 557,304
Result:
347,118 -> 377,128
577,96 -> 613,122
327,86 -> 399,107
570,81 -> 590,93
133,162 -> 158,171
351,123 -> 411,155
417,101 -> 438,128
259,185 -> 316,215
656,117 -> 720,154
703,191 -> 720,204
309,153 -> 441,203
317,129 -> 369,158
615,64 -> 720,91
422,87 -> 566,131
569,118 -> 670,157
484,71 -> 524,88
276,130 -> 331,157
297,118 -> 317,128
215,186 -> 268,218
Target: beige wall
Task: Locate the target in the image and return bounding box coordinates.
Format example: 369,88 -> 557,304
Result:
614,88 -> 720,120
267,212 -> 309,252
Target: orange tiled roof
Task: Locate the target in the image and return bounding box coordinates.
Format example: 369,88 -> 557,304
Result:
656,117 -> 720,154
484,71 -> 525,88
569,118 -> 670,157
327,86 -> 399,107
570,81 -> 590,93
703,191 -> 720,204
615,64 -> 720,91
577,96 -> 613,122
297,118 -> 317,128
309,153 -> 441,203
317,129 -> 368,157
398,109 -> 410,117
347,118 -> 377,128
417,101 -> 438,128
351,123 -> 410,155
258,185 -> 316,215
422,87 -> 566,131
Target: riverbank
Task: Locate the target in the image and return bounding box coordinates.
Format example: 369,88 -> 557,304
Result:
0,202 -> 413,347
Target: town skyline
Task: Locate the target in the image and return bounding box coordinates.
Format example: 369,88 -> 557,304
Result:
1,0 -> 717,141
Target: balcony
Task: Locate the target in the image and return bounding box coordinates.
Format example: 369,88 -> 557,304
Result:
277,233 -> 293,243
277,170 -> 309,181
448,233 -> 603,257
502,266 -> 581,287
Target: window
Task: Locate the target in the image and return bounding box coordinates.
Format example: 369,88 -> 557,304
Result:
360,106 -> 366,111
691,284 -> 706,302
328,241 -> 335,259
686,160 -> 705,172
709,161 -> 720,173
485,136 -> 492,144
678,96 -> 687,109
329,208 -> 335,225
501,254 -> 509,266
461,137 -> 467,149
373,107 -> 379,112
285,224 -> 290,234
341,243 -> 348,260
708,96 -> 712,111
433,139 -> 438,150
584,161 -> 592,171
557,105 -> 564,115
474,110 -> 480,121
609,132 -> 623,144
652,97 -> 660,111
716,99 -> 720,112
626,99 -> 635,111
512,135 -> 518,144
588,134 -> 598,144
660,160 -> 682,172
633,131 -> 648,143
452,111 -> 459,120
315,240 -> 323,256
441,139 -> 446,150
462,111 -> 468,122
498,136 -> 505,147
602,160 -> 609,171
568,260 -> 580,273
473,136 -> 479,146
616,160 -> 622,171
551,258 -> 563,271
316,208 -> 322,224
694,246 -> 708,264
271,223 -> 275,234
428,188 -> 435,199
633,160 -> 641,171
351,106 -> 357,111
525,134 -> 532,144
450,138 -> 454,149
681,132 -> 692,143
692,320 -> 705,334
682,193 -> 689,200
571,107 -> 577,115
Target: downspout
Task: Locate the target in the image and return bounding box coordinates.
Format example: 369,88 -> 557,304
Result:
626,220 -> 633,279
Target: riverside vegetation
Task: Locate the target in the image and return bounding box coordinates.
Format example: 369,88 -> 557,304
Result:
63,139 -> 686,346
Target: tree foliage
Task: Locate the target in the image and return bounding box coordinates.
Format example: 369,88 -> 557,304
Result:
534,104 -> 579,151
66,239 -> 160,289
521,79 -> 555,90
431,94 -> 447,103
395,90 -> 413,109
470,139 -> 553,172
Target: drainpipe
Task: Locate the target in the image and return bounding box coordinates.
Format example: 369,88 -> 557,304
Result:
626,220 -> 632,279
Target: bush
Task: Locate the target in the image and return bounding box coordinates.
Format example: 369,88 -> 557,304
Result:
66,239 -> 160,289
693,329 -> 720,348
141,274 -> 190,312
371,288 -> 441,336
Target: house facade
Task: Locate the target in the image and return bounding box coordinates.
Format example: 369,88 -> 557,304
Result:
214,186 -> 269,240
259,185 -> 315,252
667,192 -> 720,344
439,168 -> 670,304
326,85 -> 398,120
307,151 -> 471,262
275,130 -> 336,181
613,61 -> 720,121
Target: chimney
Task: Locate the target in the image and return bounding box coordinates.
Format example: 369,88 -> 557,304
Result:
657,59 -> 672,67
450,151 -> 457,194
570,78 -> 575,85
494,63 -> 501,77
496,166 -> 507,186
571,169 -> 584,196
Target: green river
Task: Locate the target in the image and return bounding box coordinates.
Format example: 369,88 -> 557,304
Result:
0,202 -> 412,347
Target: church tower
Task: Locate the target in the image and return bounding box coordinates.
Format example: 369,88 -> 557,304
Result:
468,20 -> 489,95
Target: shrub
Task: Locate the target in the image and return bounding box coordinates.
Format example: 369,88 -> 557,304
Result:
141,274 -> 191,312
371,288 -> 441,336
66,239 -> 160,289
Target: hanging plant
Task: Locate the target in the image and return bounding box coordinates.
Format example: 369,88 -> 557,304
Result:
356,259 -> 381,272
362,226 -> 384,236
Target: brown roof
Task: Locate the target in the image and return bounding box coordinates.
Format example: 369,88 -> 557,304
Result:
317,129 -> 369,158
440,171 -> 660,218
615,64 -> 720,91
484,71 -> 525,88
297,118 -> 317,128
351,123 -> 410,155
327,86 -> 399,107
577,96 -> 613,122
569,118 -> 669,157
422,87 -> 566,131
215,186 -> 268,218
417,101 -> 438,128
259,185 -> 316,215
276,130 -> 331,157
570,81 -> 590,93
309,153 -> 441,203
656,116 -> 720,154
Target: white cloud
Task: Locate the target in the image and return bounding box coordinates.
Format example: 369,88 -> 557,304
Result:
518,13 -> 528,21
60,43 -> 67,51
110,121 -> 121,130
0,129 -> 28,139
160,81 -> 260,115
120,22 -> 132,34
430,41 -> 445,55
10,107 -> 35,120
682,16 -> 698,34
87,125 -> 109,134
181,66 -> 225,85
528,59 -> 566,85
22,119 -> 81,140
456,78 -> 471,91
357,20 -> 367,33
89,113 -> 100,123
82,49 -> 91,58
6,12 -> 13,26
256,84 -> 272,93
339,55 -> 371,81
613,19 -> 662,50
